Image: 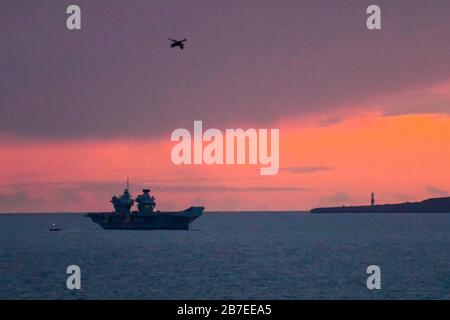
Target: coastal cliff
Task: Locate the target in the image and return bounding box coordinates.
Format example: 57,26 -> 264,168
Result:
311,197 -> 450,214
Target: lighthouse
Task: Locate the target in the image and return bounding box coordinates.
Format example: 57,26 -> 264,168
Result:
371,192 -> 375,206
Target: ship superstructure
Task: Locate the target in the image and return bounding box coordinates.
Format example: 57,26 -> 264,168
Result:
111,179 -> 134,214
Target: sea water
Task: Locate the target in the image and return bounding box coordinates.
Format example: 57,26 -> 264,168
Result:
0,213 -> 449,299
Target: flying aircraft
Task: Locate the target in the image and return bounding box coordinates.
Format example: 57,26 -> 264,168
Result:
169,38 -> 187,50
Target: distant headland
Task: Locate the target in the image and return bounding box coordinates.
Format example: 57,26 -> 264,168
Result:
311,195 -> 450,214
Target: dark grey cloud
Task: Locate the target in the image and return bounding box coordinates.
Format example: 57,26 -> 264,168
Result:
156,185 -> 312,193
0,180 -> 312,212
0,181 -> 313,213
1,0 -> 450,140
281,166 -> 334,174
0,188 -> 46,212
318,192 -> 353,207
316,116 -> 346,127
0,171 -> 48,179
12,180 -> 312,193
391,193 -> 414,202
425,185 -> 449,197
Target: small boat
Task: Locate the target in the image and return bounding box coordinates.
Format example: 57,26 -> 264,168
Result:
49,223 -> 62,231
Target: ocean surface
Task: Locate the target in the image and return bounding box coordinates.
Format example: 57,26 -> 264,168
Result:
0,212 -> 449,300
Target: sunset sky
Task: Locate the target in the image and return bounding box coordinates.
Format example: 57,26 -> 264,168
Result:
1,0 -> 450,212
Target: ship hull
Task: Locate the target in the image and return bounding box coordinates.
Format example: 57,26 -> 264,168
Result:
85,206 -> 204,230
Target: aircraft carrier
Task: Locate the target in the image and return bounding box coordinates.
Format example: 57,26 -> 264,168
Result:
85,181 -> 204,230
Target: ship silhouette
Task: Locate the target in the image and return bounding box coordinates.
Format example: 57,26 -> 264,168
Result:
85,181 -> 204,230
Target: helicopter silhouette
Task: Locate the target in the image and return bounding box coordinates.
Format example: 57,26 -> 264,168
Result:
169,38 -> 187,50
